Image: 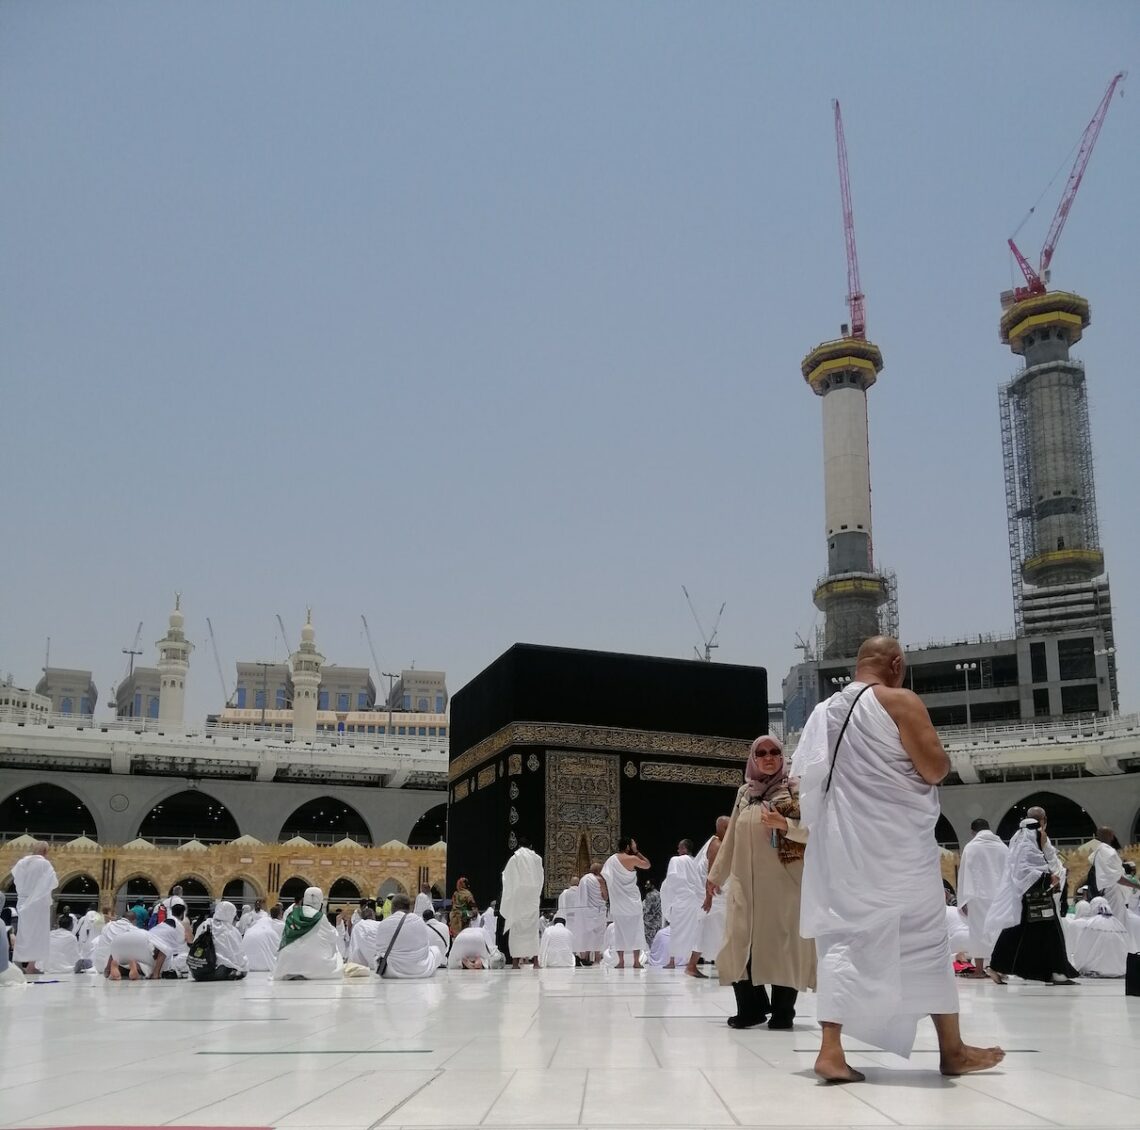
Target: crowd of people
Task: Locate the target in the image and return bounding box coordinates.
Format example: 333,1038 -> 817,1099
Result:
4,638 -> 1138,1085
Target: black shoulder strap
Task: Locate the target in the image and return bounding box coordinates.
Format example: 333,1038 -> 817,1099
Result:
380,912 -> 408,967
824,683 -> 877,794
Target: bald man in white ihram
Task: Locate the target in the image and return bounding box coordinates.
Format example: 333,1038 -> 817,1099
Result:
793,636 -> 1003,1083
12,842 -> 58,975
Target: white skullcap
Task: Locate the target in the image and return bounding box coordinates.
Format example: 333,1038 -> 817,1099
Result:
1074,901 -> 1093,919
302,887 -> 324,917
213,901 -> 237,925
1090,896 -> 1111,916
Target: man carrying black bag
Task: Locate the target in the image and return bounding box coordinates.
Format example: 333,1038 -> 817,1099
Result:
372,894 -> 437,979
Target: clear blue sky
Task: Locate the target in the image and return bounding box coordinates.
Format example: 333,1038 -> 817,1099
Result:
3,3 -> 1137,720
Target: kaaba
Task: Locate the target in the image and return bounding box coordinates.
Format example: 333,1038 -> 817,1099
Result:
446,643 -> 767,904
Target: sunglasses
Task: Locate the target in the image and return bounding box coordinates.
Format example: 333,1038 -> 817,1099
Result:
755,747 -> 782,757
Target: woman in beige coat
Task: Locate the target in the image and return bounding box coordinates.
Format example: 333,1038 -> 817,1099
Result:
707,735 -> 816,1029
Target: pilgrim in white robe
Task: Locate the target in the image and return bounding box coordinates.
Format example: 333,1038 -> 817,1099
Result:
96,919 -> 156,974
538,921 -> 576,968
600,921 -> 618,967
983,825 -> 1054,953
661,852 -> 705,963
1067,899 -> 1128,977
243,916 -> 283,972
413,891 -> 434,917
693,835 -> 726,960
237,905 -> 254,934
576,873 -> 608,954
1090,842 -> 1140,948
206,902 -> 248,975
11,852 -> 58,967
956,830 -> 1009,962
500,847 -> 544,959
47,927 -> 80,973
425,916 -> 450,966
944,907 -> 971,958
76,910 -> 104,963
794,683 -> 958,1058
557,883 -> 583,952
448,924 -> 492,969
479,904 -> 499,952
647,924 -> 672,968
601,855 -> 647,954
0,925 -> 23,988
373,911 -> 437,978
148,919 -> 190,976
274,890 -> 344,981
346,919 -> 381,968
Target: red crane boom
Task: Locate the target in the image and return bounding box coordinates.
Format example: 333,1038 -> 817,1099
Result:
1008,71 -> 1125,300
833,99 -> 865,338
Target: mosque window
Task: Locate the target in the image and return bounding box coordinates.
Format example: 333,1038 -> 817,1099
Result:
418,726 -> 427,736
61,697 -> 73,715
147,697 -> 159,719
254,690 -> 266,710
435,695 -> 444,712
236,688 -> 247,708
318,690 -> 329,710
403,694 -> 412,710
357,693 -> 369,709
134,693 -> 143,716
398,726 -> 407,735
337,693 -> 349,712
81,697 -> 91,714
276,689 -> 286,709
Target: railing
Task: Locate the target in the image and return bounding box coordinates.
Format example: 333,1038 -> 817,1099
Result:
939,711 -> 1138,747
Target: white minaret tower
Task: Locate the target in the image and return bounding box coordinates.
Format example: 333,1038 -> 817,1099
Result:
156,593 -> 193,726
290,609 -> 324,738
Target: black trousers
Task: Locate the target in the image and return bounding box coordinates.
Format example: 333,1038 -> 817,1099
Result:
732,964 -> 798,1025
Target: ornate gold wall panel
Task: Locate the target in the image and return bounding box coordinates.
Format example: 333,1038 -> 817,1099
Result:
543,750 -> 620,897
639,762 -> 744,787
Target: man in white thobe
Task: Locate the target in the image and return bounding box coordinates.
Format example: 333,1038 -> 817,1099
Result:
793,637 -> 1004,1082
697,817 -> 731,964
479,901 -> 499,952
243,905 -> 285,972
11,842 -> 58,974
413,886 -> 434,917
1089,828 -> 1140,948
500,841 -> 544,968
956,818 -> 1009,976
273,887 -> 344,980
557,880 -> 582,958
423,910 -> 450,967
601,840 -> 650,968
661,839 -> 707,977
577,865 -> 608,962
47,915 -> 81,973
346,909 -> 381,968
373,895 -> 437,978
538,916 -> 576,968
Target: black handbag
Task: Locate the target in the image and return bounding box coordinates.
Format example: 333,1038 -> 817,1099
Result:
1126,952 -> 1140,997
1023,876 -> 1056,923
377,911 -> 408,977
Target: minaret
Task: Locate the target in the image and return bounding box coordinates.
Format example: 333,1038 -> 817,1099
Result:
802,338 -> 889,658
290,609 -> 324,738
156,593 -> 193,726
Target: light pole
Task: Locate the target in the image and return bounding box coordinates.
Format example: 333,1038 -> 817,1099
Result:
253,660 -> 275,730
382,671 -> 399,735
955,662 -> 977,732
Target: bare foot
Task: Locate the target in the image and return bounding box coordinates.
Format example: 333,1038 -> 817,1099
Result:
685,967 -> 707,978
632,961 -> 643,970
108,963 -> 122,981
814,1052 -> 866,1084
128,961 -> 141,981
986,968 -> 1006,985
615,960 -> 625,969
940,1044 -> 1005,1076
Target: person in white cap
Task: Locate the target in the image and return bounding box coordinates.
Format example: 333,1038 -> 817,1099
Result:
273,888 -> 344,980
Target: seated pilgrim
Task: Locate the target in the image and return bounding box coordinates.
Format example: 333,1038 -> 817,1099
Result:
647,923 -> 672,968
243,905 -> 285,972
945,904 -> 971,961
346,907 -> 381,968
148,904 -> 193,977
191,901 -> 248,980
373,894 -> 438,978
274,887 -> 344,981
537,915 -> 576,968
1068,897 -> 1129,978
448,923 -> 493,970
76,909 -> 106,969
423,910 -> 450,967
46,915 -> 81,974
600,921 -> 618,967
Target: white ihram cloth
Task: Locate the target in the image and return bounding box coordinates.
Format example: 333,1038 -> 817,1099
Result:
413,892 -> 434,917
557,884 -> 583,951
538,921 -> 576,968
11,854 -> 58,966
243,917 -> 283,972
95,919 -> 155,972
982,826 -> 1053,954
425,917 -> 450,966
47,927 -> 80,973
648,924 -> 672,967
500,848 -> 544,959
448,924 -> 491,969
346,920 -> 381,968
576,874 -> 608,952
273,916 -> 343,981
661,853 -> 705,962
601,855 -> 646,952
76,911 -> 104,961
374,912 -> 437,978
1067,899 -> 1128,977
956,830 -> 1009,961
479,907 -> 499,951
945,907 -> 971,957
206,903 -> 248,974
695,836 -> 728,958
793,683 -> 957,1058
600,921 -> 617,967
1090,842 -> 1140,947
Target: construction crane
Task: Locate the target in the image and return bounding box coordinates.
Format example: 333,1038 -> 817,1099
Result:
833,99 -> 866,339
1008,72 -> 1125,302
275,613 -> 292,661
682,586 -> 725,662
206,618 -> 234,708
361,615 -> 383,702
122,622 -> 143,682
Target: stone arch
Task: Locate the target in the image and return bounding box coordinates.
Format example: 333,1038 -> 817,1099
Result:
0,782 -> 99,840
279,875 -> 315,903
407,803 -> 446,847
221,873 -> 266,904
377,877 -> 407,898
935,814 -> 959,850
54,871 -> 101,915
278,797 -> 373,845
329,876 -> 361,902
996,790 -> 1098,845
114,873 -> 160,911
136,789 -> 240,842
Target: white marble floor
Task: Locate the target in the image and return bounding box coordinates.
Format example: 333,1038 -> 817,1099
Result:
0,968 -> 1136,1129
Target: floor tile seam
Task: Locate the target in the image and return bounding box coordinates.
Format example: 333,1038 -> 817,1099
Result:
832,1074 -> 903,1126
904,1075 -> 1064,1128
5,1066 -> 190,1122
369,1068 -> 445,1127
696,1066 -> 741,1127
478,1067 -> 520,1125
160,1066 -> 295,1124
644,1032 -> 664,1068
435,1035 -> 479,1068
262,1067 -> 377,1124
577,1066 -> 589,1125
545,1037 -> 563,1068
